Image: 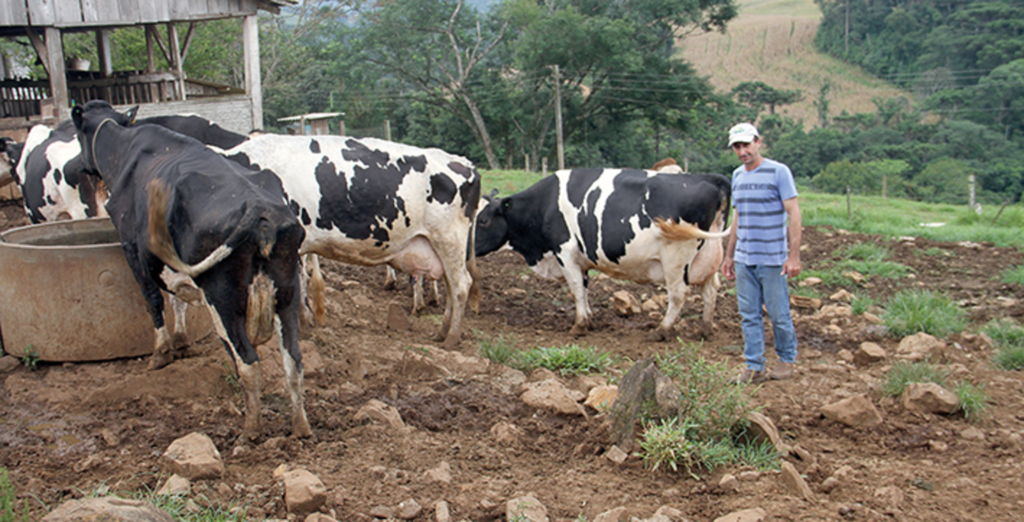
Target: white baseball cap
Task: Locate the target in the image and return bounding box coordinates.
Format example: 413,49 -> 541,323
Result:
728,123 -> 760,146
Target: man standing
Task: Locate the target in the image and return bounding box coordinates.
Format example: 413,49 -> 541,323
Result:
721,123 -> 802,384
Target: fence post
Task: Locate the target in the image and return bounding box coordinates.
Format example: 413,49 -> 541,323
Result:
384,119 -> 391,141
846,185 -> 852,221
969,174 -> 976,210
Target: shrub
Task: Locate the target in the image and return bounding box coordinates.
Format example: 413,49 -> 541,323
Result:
883,290 -> 967,338
0,468 -> 29,522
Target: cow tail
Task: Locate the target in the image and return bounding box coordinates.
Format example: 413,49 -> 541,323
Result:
467,217 -> 482,314
147,179 -> 259,278
655,217 -> 730,242
307,253 -> 327,325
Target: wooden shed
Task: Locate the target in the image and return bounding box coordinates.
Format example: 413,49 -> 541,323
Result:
0,0 -> 294,138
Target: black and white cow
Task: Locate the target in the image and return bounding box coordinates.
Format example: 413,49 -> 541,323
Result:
72,100 -> 310,439
475,168 -> 731,339
0,137 -> 22,189
12,110 -> 248,224
217,134 -> 482,349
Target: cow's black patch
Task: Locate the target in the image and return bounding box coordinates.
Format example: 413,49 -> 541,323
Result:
314,140 -> 424,246
579,188 -> 601,262
300,208 -> 311,226
448,161 -> 474,179
476,175 -> 570,266
598,170 -> 651,263
565,169 -> 603,208
226,152 -> 255,169
310,139 -> 320,154
459,175 -> 481,219
428,174 -> 457,205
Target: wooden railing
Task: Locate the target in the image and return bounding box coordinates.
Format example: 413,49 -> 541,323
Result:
0,80 -> 50,119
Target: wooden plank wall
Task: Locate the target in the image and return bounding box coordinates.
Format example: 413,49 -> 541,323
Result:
3,0 -> 259,27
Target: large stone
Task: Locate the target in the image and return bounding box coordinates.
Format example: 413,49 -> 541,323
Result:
609,358 -> 681,451
161,432 -> 224,480
396,499 -> 422,520
423,461 -> 452,484
283,469 -> 327,515
820,394 -> 883,428
610,290 -> 641,316
386,302 -> 412,331
713,508 -> 768,522
902,382 -> 958,414
42,496 -> 173,522
506,494 -> 549,522
520,379 -> 586,416
854,342 -> 887,366
156,474 -> 191,496
593,506 -> 628,522
584,385 -> 618,412
354,399 -> 407,430
781,461 -> 814,500
746,411 -> 788,452
897,332 -> 946,361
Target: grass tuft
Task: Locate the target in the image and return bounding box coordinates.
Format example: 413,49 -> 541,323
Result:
982,318 -> 1024,371
514,344 -> 613,376
954,381 -> 989,422
477,332 -> 519,365
880,360 -> 949,398
1,468 -> 30,522
850,294 -> 877,315
1001,264 -> 1024,285
883,290 -> 967,338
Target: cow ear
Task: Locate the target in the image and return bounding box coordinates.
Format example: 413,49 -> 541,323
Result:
125,105 -> 139,125
72,105 -> 84,130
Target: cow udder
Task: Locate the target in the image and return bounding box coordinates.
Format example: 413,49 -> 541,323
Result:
388,236 -> 445,280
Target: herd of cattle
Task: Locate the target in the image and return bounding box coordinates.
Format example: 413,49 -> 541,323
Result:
0,100 -> 731,439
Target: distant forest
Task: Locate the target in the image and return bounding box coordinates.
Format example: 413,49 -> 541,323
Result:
9,0 -> 1023,205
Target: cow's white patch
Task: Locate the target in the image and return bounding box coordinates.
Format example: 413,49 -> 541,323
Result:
531,253 -> 564,280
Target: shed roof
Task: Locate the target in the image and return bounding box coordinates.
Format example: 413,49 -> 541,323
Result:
0,0 -> 296,36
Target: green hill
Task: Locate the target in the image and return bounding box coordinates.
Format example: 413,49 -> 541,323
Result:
679,0 -> 908,129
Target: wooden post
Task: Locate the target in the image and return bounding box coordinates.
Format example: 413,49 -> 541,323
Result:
846,185 -> 852,221
969,174 -> 976,210
542,156 -> 548,176
145,25 -> 158,101
167,23 -> 185,101
524,153 -> 529,172
243,15 -> 263,131
44,27 -> 69,121
553,64 -> 564,170
339,119 -> 345,135
384,119 -> 391,141
96,30 -> 113,76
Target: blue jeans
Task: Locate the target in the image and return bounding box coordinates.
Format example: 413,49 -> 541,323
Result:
735,262 -> 798,371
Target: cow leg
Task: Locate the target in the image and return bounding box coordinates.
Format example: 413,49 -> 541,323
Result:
127,257 -> 176,370
698,273 -> 721,339
431,280 -> 441,306
560,261 -> 591,336
432,247 -> 472,350
411,275 -> 426,314
384,266 -> 398,290
267,252 -> 312,438
304,254 -> 326,326
170,296 -> 190,350
651,244 -> 701,341
204,292 -> 264,441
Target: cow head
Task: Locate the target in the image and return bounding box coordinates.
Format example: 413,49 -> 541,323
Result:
0,137 -> 19,187
71,100 -> 138,174
474,196 -> 512,257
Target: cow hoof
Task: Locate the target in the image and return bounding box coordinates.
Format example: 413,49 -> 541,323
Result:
645,329 -> 672,342
699,325 -> 715,340
147,351 -> 175,371
292,418 -> 313,438
441,336 -> 461,350
171,332 -> 189,350
569,325 -> 588,337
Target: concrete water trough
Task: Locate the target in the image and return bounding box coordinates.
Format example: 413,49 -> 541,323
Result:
0,218 -> 211,362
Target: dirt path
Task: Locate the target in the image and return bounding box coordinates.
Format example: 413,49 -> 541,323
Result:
2,199 -> 1024,520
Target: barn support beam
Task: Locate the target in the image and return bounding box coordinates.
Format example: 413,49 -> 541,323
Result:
44,27 -> 70,121
243,14 -> 262,131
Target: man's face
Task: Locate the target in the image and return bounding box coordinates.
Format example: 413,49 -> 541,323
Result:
731,138 -> 761,168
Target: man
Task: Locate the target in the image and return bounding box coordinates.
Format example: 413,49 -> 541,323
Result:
720,123 -> 802,384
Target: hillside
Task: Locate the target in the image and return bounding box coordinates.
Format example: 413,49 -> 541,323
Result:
679,0 -> 908,129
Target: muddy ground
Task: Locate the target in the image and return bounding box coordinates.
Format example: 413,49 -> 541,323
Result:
1,198 -> 1024,521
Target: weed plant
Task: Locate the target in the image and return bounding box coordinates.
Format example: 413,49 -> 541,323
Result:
477,332 -> 519,365
954,381 -> 989,422
881,360 -> 949,397
839,243 -> 890,262
789,285 -> 821,300
1000,264 -> 1024,285
883,290 -> 967,338
0,468 -> 30,522
840,259 -> 912,279
514,344 -> 612,376
637,342 -> 774,475
850,294 -> 877,315
982,319 -> 1024,371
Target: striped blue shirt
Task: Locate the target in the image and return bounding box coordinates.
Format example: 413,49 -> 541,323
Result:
731,158 -> 798,266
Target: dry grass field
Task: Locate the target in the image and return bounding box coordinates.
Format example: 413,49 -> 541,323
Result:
679,0 -> 909,129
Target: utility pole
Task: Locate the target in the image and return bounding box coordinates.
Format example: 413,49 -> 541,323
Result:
553,65 -> 565,170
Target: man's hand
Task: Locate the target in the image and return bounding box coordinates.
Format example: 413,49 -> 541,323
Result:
721,257 -> 735,281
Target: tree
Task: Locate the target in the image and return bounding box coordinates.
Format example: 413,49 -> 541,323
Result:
355,0 -> 508,169
730,81 -> 802,115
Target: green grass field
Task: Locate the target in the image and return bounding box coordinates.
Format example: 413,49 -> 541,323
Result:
479,170 -> 1024,248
